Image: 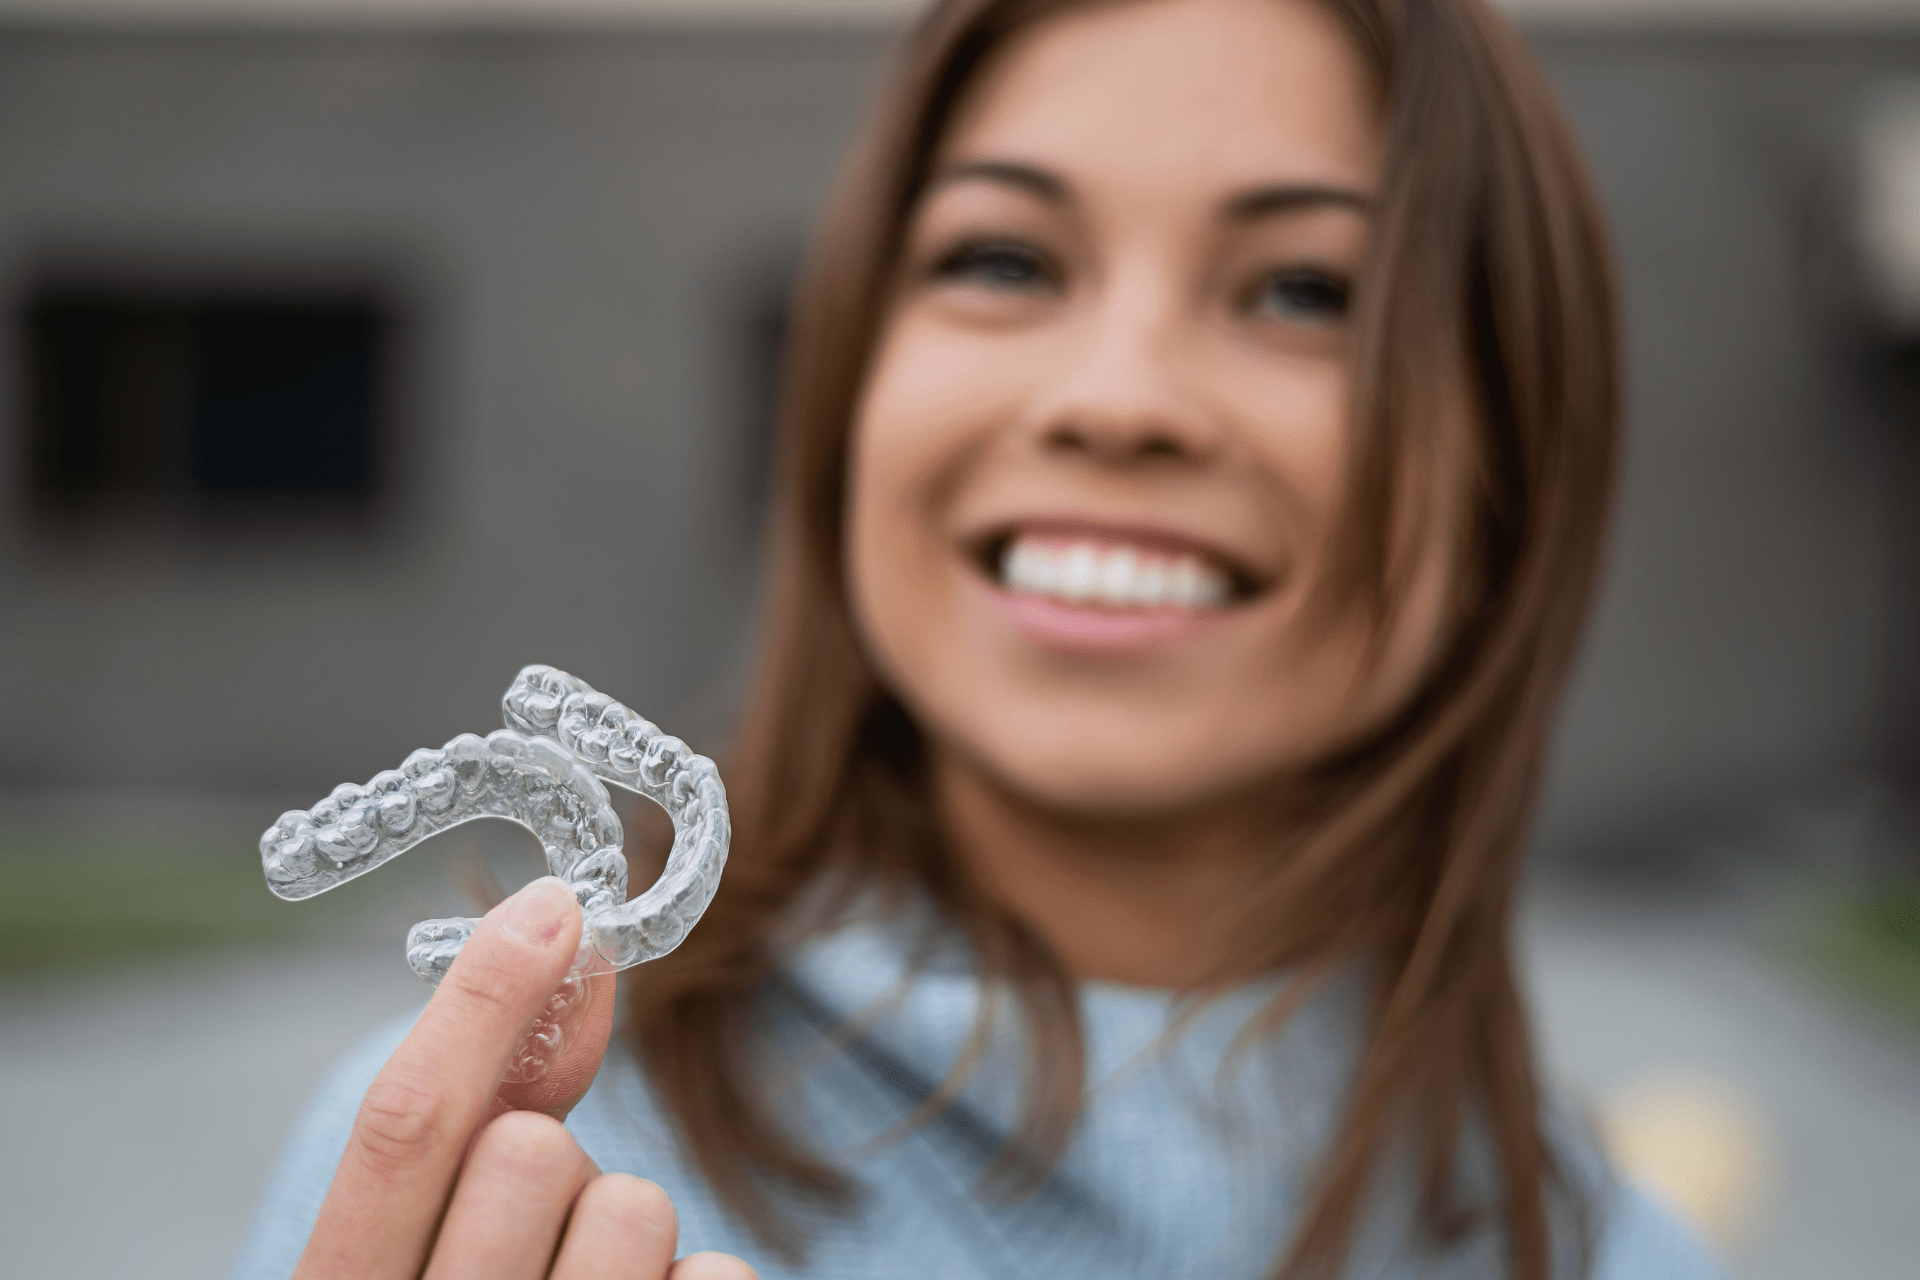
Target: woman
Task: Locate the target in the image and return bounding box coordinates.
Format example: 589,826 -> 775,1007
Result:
235,1 -> 1722,1277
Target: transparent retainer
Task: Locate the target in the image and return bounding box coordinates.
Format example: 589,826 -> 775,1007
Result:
259,664 -> 730,1083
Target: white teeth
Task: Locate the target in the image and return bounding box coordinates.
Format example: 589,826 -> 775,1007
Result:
1060,543 -> 1098,601
1005,542 -> 1041,594
1132,557 -> 1168,606
1099,548 -> 1138,602
1168,557 -> 1203,608
1000,537 -> 1234,610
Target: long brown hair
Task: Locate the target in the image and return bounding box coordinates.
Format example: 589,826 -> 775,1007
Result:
625,1 -> 1619,1277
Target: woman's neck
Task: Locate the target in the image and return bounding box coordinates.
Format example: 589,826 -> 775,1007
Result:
930,750 -> 1278,989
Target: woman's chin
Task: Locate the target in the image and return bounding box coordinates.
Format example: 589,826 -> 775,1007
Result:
967,745 -> 1256,824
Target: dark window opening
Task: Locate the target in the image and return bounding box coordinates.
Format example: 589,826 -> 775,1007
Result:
21,285 -> 393,515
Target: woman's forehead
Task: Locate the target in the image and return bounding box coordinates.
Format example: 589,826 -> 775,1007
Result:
938,0 -> 1383,200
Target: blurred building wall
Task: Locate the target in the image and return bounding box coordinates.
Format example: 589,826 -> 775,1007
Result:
1532,29 -> 1920,853
0,25 -> 888,797
0,15 -> 1914,856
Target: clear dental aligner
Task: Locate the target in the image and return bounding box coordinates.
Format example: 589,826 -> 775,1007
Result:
260,665 -> 730,1081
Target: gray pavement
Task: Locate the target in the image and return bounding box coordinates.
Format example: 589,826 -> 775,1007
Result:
1522,888 -> 1920,1280
0,944 -> 425,1280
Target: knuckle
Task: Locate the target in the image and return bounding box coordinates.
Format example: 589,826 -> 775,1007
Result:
468,1109 -> 579,1182
578,1174 -> 675,1244
353,1071 -> 455,1173
671,1252 -> 760,1280
440,955 -> 524,1025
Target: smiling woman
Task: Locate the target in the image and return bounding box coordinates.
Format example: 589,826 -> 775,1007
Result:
848,0 -> 1443,832
235,3 -> 1721,1280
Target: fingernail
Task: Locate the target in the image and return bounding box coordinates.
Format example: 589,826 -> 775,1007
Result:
501,876 -> 574,945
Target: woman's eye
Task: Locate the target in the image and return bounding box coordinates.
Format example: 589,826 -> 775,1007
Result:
1248,268 -> 1351,323
931,241 -> 1056,292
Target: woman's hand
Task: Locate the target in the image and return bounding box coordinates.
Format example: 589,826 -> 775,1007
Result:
292,876 -> 757,1280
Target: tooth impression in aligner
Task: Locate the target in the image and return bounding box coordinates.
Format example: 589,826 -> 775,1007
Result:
259,664 -> 730,1083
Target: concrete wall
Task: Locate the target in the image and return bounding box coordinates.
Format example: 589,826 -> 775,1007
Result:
0,26 -> 887,796
1532,30 -> 1920,849
0,22 -> 1914,854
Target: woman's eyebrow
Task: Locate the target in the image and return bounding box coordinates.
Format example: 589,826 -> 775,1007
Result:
1222,183 -> 1372,221
927,159 -> 1070,205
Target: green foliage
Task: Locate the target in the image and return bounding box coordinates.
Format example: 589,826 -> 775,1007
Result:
1793,882 -> 1920,1034
0,832 -> 358,973
1857,885 -> 1920,953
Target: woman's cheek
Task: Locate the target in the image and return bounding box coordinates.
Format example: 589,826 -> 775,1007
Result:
843,443 -> 915,694
845,389 -> 964,696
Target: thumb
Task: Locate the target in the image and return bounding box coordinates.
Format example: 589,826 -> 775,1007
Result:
494,960 -> 617,1121
471,877 -> 617,1121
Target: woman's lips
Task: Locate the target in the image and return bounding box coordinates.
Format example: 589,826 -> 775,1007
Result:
986,588 -> 1236,655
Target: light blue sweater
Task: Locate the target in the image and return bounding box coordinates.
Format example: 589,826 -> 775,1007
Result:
231,913 -> 1725,1280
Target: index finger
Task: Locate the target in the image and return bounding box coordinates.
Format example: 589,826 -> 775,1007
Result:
293,876 -> 584,1280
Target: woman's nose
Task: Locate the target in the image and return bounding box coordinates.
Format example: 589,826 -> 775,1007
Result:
1022,290 -> 1224,467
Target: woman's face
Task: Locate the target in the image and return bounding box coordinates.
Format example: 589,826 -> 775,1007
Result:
847,0 -> 1455,817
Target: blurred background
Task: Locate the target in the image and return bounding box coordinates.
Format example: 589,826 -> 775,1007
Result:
0,0 -> 1915,1275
